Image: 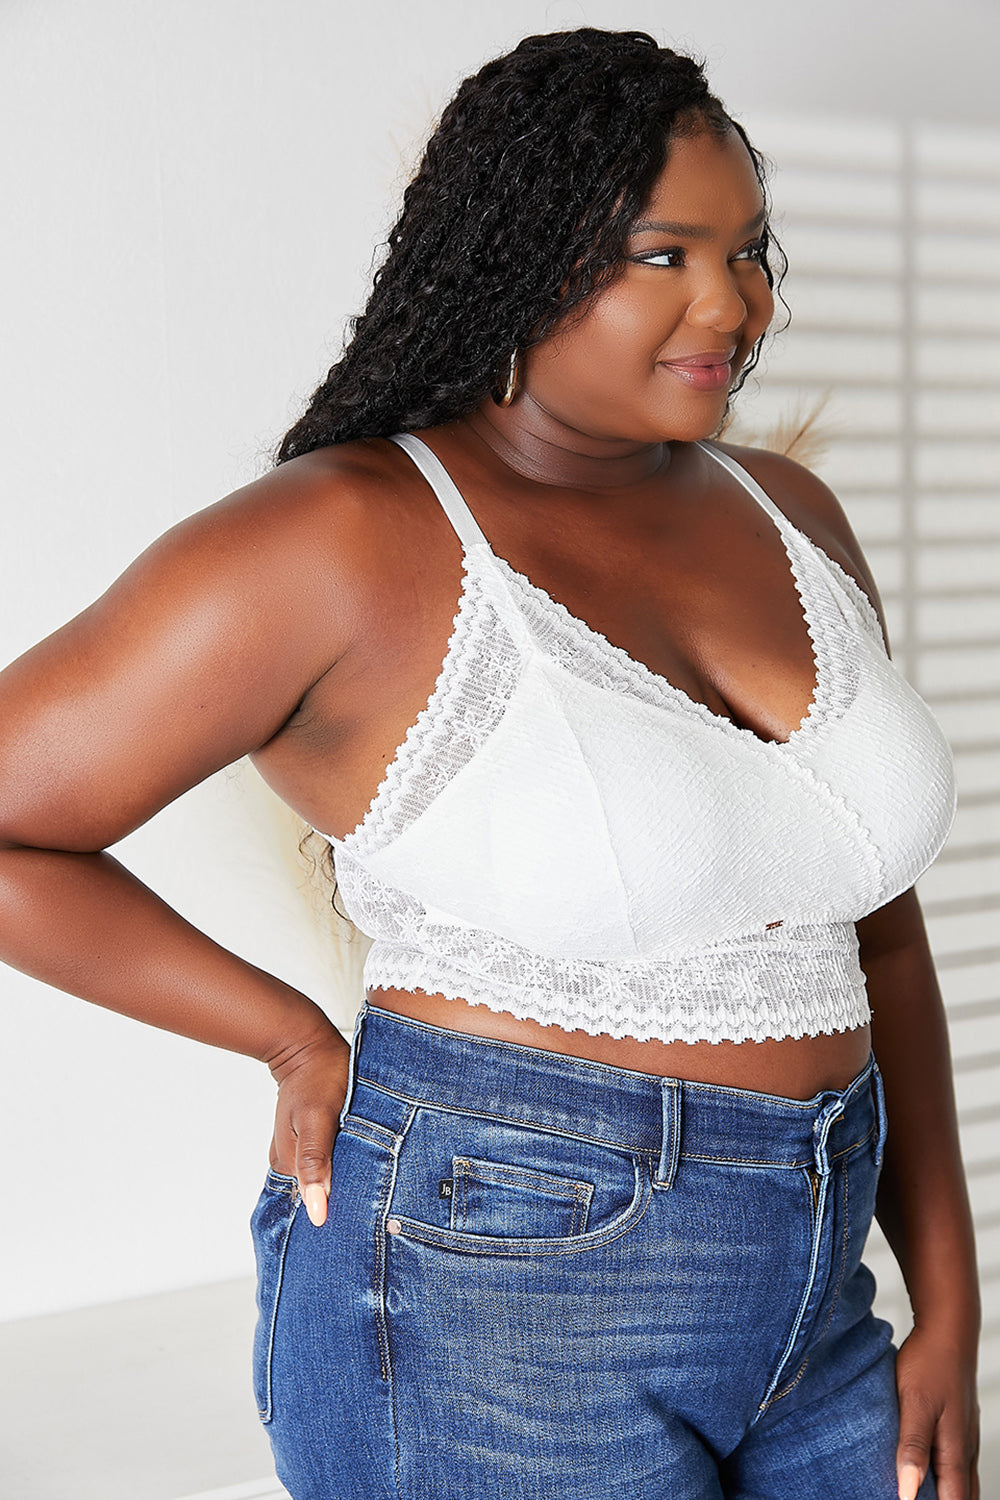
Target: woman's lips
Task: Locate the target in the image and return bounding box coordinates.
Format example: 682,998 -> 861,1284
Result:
658,355 -> 735,391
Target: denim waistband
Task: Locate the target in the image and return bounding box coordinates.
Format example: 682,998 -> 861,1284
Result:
348,1005 -> 885,1183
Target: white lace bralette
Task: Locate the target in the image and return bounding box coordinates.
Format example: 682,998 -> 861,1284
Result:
312,433 -> 956,1045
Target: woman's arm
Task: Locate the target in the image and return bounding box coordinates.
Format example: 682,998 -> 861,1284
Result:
0,456 -> 372,1225
726,444 -> 981,1499
858,891 -> 981,1500
0,839 -> 350,1224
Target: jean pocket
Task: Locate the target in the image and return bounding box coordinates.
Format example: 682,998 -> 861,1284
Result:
250,1171 -> 300,1423
387,1106 -> 649,1256
449,1154 -> 595,1237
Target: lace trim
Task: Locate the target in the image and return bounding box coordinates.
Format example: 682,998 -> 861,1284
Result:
782,527 -> 863,728
330,523 -> 877,886
331,850 -> 872,1045
808,545 -> 889,651
492,519 -> 861,744
362,931 -> 872,1046
338,550 -> 518,859
319,514 -> 892,1043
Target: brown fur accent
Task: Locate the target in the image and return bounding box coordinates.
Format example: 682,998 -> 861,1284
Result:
719,392 -> 837,470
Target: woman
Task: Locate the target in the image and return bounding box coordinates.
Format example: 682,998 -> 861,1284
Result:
0,27 -> 979,1500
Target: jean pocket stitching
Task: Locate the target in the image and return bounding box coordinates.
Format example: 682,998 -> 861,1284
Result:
393,1157 -> 649,1256
264,1170 -> 300,1196
829,1122 -> 876,1163
452,1155 -> 595,1199
340,1115 -> 398,1150
570,1187 -> 591,1236
251,1186 -> 300,1423
449,1155 -> 596,1235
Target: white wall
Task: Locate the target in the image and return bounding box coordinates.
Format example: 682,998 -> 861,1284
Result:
1,0 -> 996,1322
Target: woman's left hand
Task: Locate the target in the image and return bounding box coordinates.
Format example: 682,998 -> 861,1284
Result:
895,1325 -> 980,1499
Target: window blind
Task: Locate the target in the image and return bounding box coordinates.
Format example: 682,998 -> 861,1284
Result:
746,114 -> 1000,1428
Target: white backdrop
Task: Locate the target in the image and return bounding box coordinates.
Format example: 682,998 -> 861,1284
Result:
2,0 -> 997,1322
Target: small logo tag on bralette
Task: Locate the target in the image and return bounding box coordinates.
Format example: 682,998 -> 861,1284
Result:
439,1179 -> 454,1198
765,920 -> 783,930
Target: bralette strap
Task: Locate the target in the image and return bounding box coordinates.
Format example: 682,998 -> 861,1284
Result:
389,433 -> 491,553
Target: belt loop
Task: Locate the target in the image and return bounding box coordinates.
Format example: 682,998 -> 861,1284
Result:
812,1096 -> 846,1177
871,1059 -> 888,1169
338,1001 -> 367,1128
655,1078 -> 682,1190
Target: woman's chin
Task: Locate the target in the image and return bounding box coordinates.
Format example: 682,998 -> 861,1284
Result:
650,410 -> 731,445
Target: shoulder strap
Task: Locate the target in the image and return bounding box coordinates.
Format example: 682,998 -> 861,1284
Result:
389,433 -> 490,552
694,440 -> 792,532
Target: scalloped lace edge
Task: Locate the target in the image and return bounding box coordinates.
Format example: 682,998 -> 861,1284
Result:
805,541 -> 888,649
363,952 -> 872,1047
337,549 -> 481,856
491,513 -> 858,748
330,513 -> 873,860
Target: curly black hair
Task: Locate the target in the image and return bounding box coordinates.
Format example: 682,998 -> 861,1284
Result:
277,27 -> 784,462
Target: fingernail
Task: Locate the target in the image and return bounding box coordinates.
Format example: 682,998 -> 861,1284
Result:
304,1185 -> 327,1226
898,1463 -> 922,1500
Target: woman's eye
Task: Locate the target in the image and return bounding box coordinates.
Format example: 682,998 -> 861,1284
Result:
733,239 -> 767,264
634,247 -> 685,268
632,238 -> 767,270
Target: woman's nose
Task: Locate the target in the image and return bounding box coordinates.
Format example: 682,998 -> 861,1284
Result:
685,271 -> 748,334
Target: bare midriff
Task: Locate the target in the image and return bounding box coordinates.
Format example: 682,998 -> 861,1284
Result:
367,985 -> 873,1101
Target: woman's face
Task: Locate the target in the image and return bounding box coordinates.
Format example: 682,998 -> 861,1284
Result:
519,126 -> 775,446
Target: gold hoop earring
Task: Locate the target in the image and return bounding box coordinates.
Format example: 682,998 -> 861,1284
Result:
495,349 -> 520,407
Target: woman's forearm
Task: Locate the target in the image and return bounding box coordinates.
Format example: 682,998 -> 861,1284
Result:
858,890 -> 980,1344
0,841 -> 342,1069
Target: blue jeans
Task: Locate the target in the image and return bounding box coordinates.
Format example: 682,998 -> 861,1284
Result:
251,1003 -> 935,1499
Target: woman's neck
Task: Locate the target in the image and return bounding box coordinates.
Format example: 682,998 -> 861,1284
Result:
457,402 -> 672,492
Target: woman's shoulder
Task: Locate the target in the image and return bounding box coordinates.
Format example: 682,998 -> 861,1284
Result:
145,435 -> 445,616
708,440 -> 851,556
708,439 -> 888,636
193,436 -> 418,553
0,436 -> 449,852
